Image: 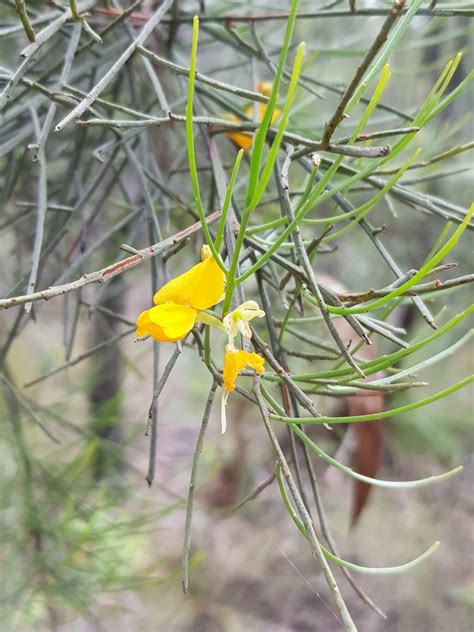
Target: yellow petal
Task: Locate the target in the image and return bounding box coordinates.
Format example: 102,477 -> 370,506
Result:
226,130 -> 253,150
272,106 -> 281,123
136,308 -> 173,342
225,104 -> 280,150
223,348 -> 265,393
223,113 -> 253,150
148,303 -> 197,341
153,255 -> 225,311
243,103 -> 281,124
136,309 -> 153,337
257,81 -> 273,97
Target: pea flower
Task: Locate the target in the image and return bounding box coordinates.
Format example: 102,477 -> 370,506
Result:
220,301 -> 266,433
136,246 -> 225,342
136,252 -> 265,434
226,81 -> 281,150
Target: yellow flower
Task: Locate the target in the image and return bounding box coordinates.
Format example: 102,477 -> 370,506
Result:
222,347 -> 265,393
225,82 -> 281,150
136,246 -> 225,342
225,114 -> 254,150
256,81 -> 273,97
137,254 -> 265,434
219,301 -> 265,433
221,347 -> 265,433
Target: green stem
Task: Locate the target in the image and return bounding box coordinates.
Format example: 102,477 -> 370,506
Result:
245,0 -> 300,207
269,304 -> 474,382
291,424 -> 463,489
223,41 -> 305,313
324,203 -> 473,315
272,374 -> 474,424
214,148 -> 244,252
186,16 -> 226,272
278,465 -> 441,574
15,0 -> 36,42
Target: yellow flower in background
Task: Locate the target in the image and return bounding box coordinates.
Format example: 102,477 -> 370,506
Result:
225,82 -> 281,150
224,114 -> 254,151
256,81 -> 273,97
136,246 -> 225,342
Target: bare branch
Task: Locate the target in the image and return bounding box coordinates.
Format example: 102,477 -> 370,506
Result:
0,212 -> 221,311
321,0 -> 405,147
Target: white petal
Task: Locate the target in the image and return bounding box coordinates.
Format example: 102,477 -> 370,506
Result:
220,390 -> 229,434
238,320 -> 253,339
238,300 -> 260,311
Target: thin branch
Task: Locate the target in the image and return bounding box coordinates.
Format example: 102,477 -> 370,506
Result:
374,142 -> 474,176
24,108 -> 47,315
0,212 -> 221,310
0,55 -> 37,110
138,46 -> 269,103
278,151 -> 365,376
55,0 -> 176,131
338,274 -> 474,305
24,25 -> 83,315
251,328 -> 321,419
232,469 -> 277,512
78,114 -> 391,159
145,344 -> 183,486
253,378 -> 357,632
321,0 -> 406,147
182,380 -> 218,594
24,327 -> 135,388
20,0 -> 96,58
335,126 -> 421,145
80,300 -> 135,326
94,6 -> 474,22
0,373 -> 60,443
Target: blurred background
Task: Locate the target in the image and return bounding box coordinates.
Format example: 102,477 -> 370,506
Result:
0,1 -> 473,630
